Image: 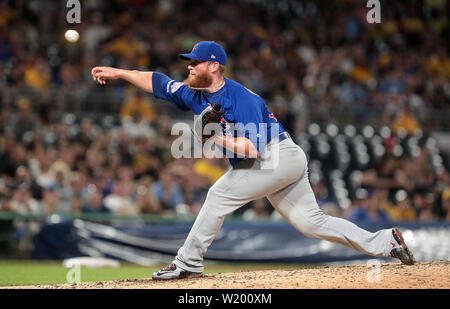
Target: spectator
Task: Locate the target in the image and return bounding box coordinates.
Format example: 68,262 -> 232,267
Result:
70,172 -> 87,199
51,169 -> 73,214
392,104 -> 421,136
7,183 -> 40,215
285,76 -> 309,133
6,98 -> 38,141
131,136 -> 161,179
121,112 -> 156,140
40,183 -> 63,215
168,159 -> 212,215
83,11 -> 110,54
29,146 -> 59,189
242,199 -> 271,221
14,165 -> 42,200
193,158 -> 226,184
70,193 -> 83,215
151,170 -> 185,211
135,176 -> 162,214
416,192 -> 439,222
82,188 -> 110,214
388,190 -> 416,221
361,153 -> 414,192
312,178 -> 340,216
6,183 -> 42,256
374,188 -> 395,213
24,57 -> 51,91
269,96 -> 297,135
103,182 -> 139,216
405,149 -> 435,191
427,46 -> 450,80
346,189 -> 390,224
120,89 -> 157,124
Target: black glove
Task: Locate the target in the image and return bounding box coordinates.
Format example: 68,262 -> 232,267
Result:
194,103 -> 225,143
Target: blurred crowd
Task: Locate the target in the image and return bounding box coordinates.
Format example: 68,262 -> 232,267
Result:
0,0 -> 449,249
0,96 -> 229,217
0,0 -> 449,127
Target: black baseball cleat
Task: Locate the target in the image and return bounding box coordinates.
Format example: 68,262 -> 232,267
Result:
390,228 -> 415,265
152,263 -> 203,280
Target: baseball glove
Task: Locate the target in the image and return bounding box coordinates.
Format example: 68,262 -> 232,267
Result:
194,103 -> 226,143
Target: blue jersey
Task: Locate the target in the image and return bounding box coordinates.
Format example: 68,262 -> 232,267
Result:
152,72 -> 286,166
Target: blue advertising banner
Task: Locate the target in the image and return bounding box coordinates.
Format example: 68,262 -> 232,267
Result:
33,219 -> 450,265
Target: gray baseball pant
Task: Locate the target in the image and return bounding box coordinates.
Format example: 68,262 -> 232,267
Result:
174,137 -> 393,273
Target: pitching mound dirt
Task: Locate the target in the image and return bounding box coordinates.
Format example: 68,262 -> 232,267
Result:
5,261 -> 450,289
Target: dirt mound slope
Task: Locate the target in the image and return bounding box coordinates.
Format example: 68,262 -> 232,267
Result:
5,261 -> 449,289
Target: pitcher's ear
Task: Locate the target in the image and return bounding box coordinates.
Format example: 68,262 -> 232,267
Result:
208,61 -> 220,72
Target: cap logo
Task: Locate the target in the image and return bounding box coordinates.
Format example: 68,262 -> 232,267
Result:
192,43 -> 199,51
211,54 -> 216,59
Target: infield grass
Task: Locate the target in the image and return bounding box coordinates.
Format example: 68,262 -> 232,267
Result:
0,260 -> 313,287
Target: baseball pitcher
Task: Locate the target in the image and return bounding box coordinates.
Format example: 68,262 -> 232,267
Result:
91,41 -> 415,280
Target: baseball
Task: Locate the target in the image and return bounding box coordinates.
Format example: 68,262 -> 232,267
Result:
64,29 -> 79,43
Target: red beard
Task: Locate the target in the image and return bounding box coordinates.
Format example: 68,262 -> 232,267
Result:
183,71 -> 213,89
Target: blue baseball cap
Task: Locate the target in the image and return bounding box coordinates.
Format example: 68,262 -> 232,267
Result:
178,41 -> 227,66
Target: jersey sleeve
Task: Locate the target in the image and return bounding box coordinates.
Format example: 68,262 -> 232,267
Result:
234,101 -> 265,152
152,72 -> 196,112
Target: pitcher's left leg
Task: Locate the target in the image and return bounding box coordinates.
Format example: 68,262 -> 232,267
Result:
268,170 -> 393,257
172,167 -> 252,274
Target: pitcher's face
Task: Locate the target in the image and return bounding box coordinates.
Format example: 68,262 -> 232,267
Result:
184,60 -> 213,89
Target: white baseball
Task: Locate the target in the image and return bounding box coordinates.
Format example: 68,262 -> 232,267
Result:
65,29 -> 80,43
